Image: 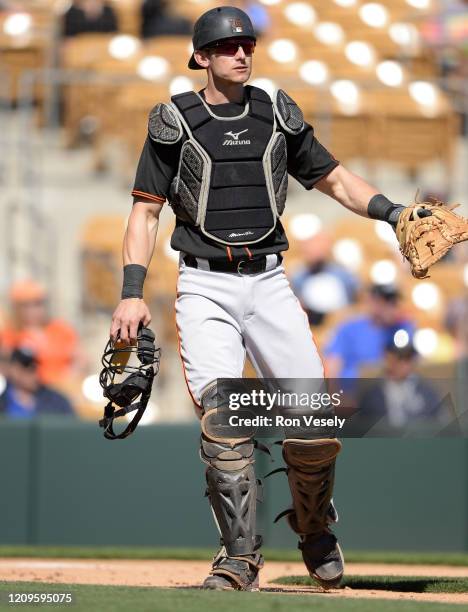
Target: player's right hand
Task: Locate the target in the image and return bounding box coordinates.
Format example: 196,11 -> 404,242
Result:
110,298 -> 152,344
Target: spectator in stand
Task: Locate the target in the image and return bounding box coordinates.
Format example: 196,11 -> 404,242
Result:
324,283 -> 415,379
290,231 -> 359,326
63,0 -> 118,38
357,339 -> 445,430
141,0 -> 191,39
0,279 -> 85,387
0,347 -> 75,418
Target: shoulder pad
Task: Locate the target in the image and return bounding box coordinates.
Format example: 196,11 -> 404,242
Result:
148,103 -> 183,144
274,90 -> 305,135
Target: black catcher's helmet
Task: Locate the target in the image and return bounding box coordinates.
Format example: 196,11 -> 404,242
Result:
99,326 -> 161,440
188,6 -> 256,70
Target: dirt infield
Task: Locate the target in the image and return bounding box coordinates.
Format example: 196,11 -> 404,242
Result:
1,558 -> 468,605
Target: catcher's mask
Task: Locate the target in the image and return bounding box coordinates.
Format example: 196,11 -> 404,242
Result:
98,326 -> 161,440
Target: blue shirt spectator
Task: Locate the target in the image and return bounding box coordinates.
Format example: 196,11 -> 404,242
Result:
324,284 -> 415,379
1,384 -> 74,418
0,347 -> 75,418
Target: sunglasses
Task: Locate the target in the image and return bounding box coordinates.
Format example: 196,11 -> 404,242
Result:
207,39 -> 256,57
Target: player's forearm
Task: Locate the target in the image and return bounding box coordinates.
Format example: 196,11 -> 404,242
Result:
121,201 -> 163,299
316,165 -> 379,217
123,205 -> 159,268
316,165 -> 407,225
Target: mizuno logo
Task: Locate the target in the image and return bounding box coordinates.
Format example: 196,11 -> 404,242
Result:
228,231 -> 255,238
225,129 -> 248,140
223,129 -> 250,146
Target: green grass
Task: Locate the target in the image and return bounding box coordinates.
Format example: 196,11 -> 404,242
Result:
0,582 -> 465,612
0,546 -> 467,566
273,575 -> 468,594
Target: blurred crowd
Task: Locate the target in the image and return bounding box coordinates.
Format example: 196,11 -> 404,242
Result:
1,231 -> 466,429
290,226 -> 465,428
0,0 -> 466,96
0,1 -> 271,39
60,0 -> 272,40
0,1 -> 465,65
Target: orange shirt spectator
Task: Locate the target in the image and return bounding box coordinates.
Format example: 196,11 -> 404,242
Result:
0,280 -> 83,386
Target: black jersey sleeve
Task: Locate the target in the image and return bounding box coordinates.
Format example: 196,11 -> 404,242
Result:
282,121 -> 339,190
131,135 -> 184,203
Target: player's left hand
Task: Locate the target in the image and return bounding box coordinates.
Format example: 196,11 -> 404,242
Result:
395,198 -> 468,278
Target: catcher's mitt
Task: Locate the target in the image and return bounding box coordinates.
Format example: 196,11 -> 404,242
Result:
396,197 -> 468,279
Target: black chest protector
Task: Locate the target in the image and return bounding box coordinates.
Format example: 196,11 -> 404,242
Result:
169,86 -> 287,246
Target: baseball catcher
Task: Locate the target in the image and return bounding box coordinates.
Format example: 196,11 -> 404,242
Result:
109,4 -> 465,592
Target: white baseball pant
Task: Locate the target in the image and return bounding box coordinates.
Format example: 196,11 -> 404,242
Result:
175,254 -> 324,414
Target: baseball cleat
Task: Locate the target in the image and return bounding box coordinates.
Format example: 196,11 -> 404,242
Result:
202,547 -> 263,591
202,574 -> 241,591
298,531 -> 344,589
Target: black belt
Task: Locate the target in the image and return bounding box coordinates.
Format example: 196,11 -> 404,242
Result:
183,253 -> 282,275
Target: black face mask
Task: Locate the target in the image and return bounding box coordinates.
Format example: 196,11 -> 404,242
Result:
98,327 -> 161,440
103,371 -> 151,406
